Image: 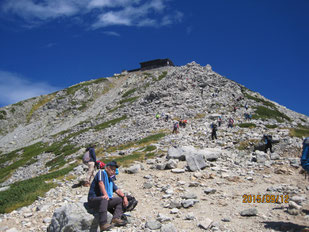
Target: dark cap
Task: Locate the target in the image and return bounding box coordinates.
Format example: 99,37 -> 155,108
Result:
106,161 -> 119,168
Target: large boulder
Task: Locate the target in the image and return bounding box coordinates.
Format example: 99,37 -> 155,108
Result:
47,202 -> 112,232
186,153 -> 207,171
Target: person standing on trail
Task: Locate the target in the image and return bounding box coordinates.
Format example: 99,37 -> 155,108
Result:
228,118 -> 234,128
211,122 -> 218,140
84,144 -> 97,187
172,121 -> 179,134
217,116 -> 222,127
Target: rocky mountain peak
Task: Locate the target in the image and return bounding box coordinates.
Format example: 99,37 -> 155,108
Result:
0,62 -> 308,231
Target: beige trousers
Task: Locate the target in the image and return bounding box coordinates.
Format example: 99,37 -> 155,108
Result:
85,161 -> 95,183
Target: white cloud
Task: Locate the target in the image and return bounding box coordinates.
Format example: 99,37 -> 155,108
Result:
0,71 -> 61,107
1,0 -> 182,29
103,31 -> 120,36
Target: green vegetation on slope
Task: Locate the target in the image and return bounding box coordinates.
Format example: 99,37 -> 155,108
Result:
0,165 -> 75,214
252,106 -> 291,122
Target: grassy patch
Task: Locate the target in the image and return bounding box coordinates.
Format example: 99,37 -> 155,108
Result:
157,71 -> 167,81
107,133 -> 166,152
27,94 -> 55,122
143,145 -> 157,152
265,124 -> 278,129
0,165 -> 75,214
194,113 -> 206,119
136,133 -> 166,145
289,127 -> 309,138
66,78 -> 108,95
108,106 -> 121,113
252,106 -> 291,122
122,88 -> 137,98
93,115 -> 127,131
243,92 -> 276,108
118,96 -> 139,105
237,123 -> 256,128
236,139 -> 259,150
0,142 -> 46,183
101,151 -> 158,167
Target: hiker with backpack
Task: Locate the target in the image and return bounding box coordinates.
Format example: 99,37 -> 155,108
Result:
211,122 -> 218,140
88,161 -> 128,231
165,114 -> 169,122
263,135 -> 273,153
172,121 -> 179,134
301,137 -> 309,177
228,118 -> 234,128
156,113 -> 160,120
83,144 -> 97,187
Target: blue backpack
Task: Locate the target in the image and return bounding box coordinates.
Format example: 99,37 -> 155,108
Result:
300,137 -> 309,174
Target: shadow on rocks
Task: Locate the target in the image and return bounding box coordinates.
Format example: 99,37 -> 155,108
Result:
263,221 -> 308,232
72,180 -> 85,188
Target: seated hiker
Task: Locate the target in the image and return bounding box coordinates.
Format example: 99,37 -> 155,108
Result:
88,161 -> 128,231
84,144 -> 97,187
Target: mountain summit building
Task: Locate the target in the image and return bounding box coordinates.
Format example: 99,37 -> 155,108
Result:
128,58 -> 174,72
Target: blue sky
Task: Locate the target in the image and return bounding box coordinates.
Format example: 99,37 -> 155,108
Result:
0,0 -> 308,116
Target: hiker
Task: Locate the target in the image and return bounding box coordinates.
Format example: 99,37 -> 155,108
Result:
172,121 -> 179,134
233,106 -> 237,113
183,119 -> 187,128
228,118 -> 234,128
156,113 -> 160,120
211,122 -> 217,140
84,144 -> 97,187
217,116 -> 222,127
88,161 -> 128,231
245,103 -> 248,110
300,137 -> 309,177
263,135 -> 273,153
165,114 -> 169,122
244,113 -> 250,120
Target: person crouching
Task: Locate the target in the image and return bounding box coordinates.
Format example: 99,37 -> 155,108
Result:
87,161 -> 128,231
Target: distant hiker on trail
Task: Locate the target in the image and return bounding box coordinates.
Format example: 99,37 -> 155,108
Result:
84,144 -> 97,187
233,106 -> 237,113
217,116 -> 222,127
88,161 -> 128,231
300,137 -> 309,178
211,122 -> 218,140
244,113 -> 251,120
179,120 -> 187,128
172,121 -> 179,134
263,135 -> 273,153
165,114 -> 169,122
245,103 -> 249,110
228,118 -> 234,128
156,113 -> 160,120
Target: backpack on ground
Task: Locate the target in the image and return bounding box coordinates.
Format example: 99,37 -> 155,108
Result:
300,137 -> 309,175
83,151 -> 90,164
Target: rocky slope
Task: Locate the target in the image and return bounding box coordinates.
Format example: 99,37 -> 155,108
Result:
0,62 -> 308,231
